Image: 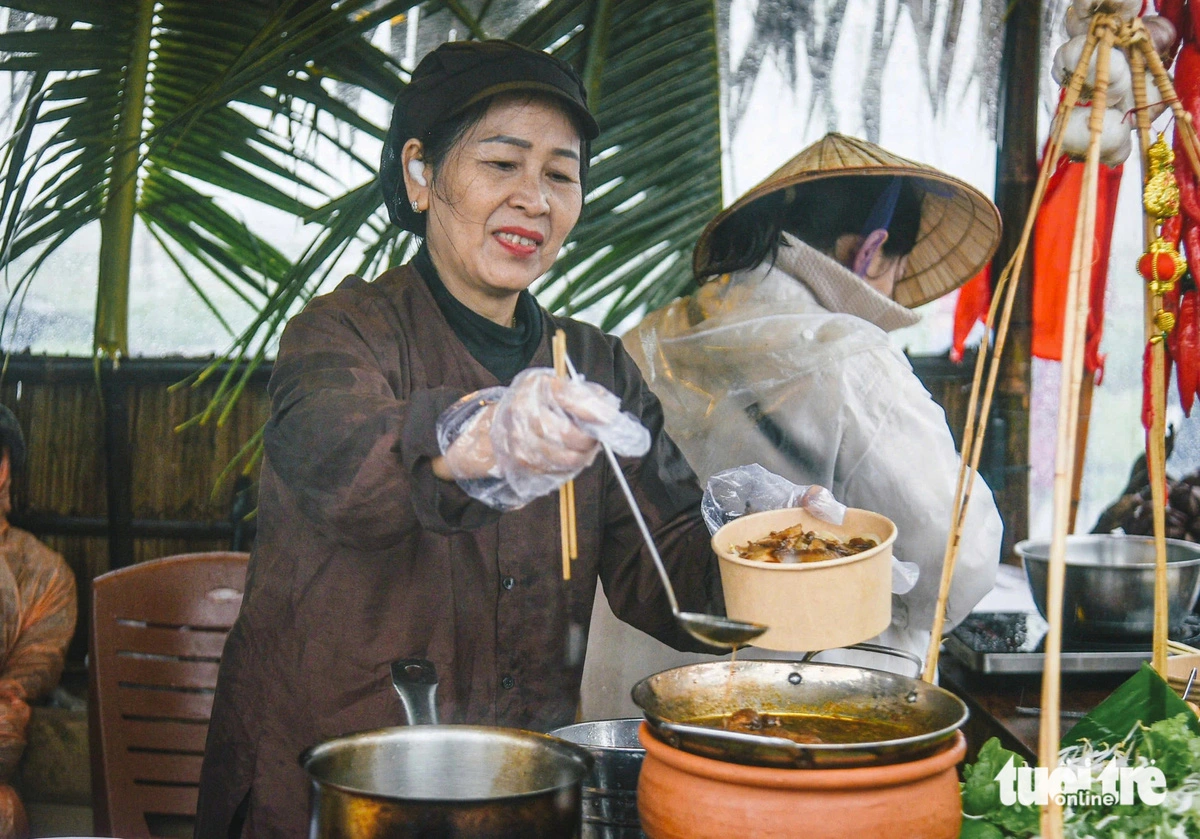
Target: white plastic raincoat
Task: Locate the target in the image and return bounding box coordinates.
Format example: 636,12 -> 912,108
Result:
580,233 -> 1002,718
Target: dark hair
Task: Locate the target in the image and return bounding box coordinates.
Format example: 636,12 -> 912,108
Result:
420,90 -> 591,205
698,176 -> 924,280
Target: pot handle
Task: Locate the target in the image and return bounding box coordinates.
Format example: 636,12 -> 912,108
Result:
802,643 -> 923,678
391,659 -> 439,726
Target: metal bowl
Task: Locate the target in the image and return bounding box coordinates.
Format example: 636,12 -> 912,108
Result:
1017,535 -> 1200,641
548,720 -> 645,838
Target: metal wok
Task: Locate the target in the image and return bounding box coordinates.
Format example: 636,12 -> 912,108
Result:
631,659 -> 968,769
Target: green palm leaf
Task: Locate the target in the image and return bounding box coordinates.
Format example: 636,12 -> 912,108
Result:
0,0 -> 415,356
185,0 -> 722,456
520,0 -> 723,327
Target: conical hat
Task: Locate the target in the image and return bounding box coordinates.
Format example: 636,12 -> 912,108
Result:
693,133 -> 1003,309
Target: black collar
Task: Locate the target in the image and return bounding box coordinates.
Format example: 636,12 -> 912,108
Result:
413,245 -> 544,384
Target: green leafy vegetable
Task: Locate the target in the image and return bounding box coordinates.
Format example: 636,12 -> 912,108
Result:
959,739 -> 1039,838
1140,715 -> 1200,787
959,665 -> 1200,838
959,820 -> 1005,839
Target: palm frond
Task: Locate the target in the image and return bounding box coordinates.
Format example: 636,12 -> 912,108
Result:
727,0 -> 1006,143
1,0 -> 725,470
0,0 -> 415,356
521,0 -> 722,327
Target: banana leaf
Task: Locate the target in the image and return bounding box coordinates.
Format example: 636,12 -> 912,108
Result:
1063,663 -> 1200,749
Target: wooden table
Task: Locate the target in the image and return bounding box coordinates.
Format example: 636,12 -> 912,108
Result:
938,658 -> 1131,764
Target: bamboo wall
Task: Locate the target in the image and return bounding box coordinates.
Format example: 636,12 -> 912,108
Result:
3,355 -> 270,662
2,352 -> 979,664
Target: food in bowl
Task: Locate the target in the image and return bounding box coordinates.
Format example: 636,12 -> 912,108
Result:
712,507 -> 897,650
734,524 -> 878,563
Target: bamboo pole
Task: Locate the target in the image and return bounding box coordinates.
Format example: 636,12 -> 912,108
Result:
1129,30 -> 1172,677
1038,20 -> 1117,839
922,24 -> 1102,682
1140,34 -> 1200,183
1068,374 -> 1095,533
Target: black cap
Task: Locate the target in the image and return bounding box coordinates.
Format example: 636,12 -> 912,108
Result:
381,40 -> 600,235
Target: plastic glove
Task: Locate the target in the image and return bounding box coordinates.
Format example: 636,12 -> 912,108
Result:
490,370 -> 608,482
892,558 -> 919,595
701,464 -> 846,535
436,369 -> 651,510
437,387 -> 507,482
492,368 -> 650,503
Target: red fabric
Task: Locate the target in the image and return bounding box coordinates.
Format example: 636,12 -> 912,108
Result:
1031,155 -> 1123,382
1172,41 -> 1200,291
950,266 -> 990,362
1158,0 -> 1192,58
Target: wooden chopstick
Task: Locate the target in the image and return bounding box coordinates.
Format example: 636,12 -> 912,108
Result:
566,478 -> 577,559
552,330 -> 578,579
559,478 -> 572,580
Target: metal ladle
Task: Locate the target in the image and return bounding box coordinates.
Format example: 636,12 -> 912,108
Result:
563,356 -> 767,650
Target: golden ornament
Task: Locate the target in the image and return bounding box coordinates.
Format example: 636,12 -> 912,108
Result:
1145,135 -> 1181,220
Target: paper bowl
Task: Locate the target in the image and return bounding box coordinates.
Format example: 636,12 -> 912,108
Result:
711,507 -> 897,651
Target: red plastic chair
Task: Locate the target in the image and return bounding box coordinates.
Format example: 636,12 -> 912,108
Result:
88,552 -> 249,838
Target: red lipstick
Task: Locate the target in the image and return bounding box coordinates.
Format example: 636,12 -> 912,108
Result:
493,226 -> 544,257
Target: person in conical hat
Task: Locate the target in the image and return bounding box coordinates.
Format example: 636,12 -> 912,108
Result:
580,134 -> 1004,712
691,131 -> 1002,310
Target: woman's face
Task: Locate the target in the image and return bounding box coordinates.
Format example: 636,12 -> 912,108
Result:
406,97 -> 584,323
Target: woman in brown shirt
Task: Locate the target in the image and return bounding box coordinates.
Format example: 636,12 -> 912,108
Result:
196,40 -> 723,837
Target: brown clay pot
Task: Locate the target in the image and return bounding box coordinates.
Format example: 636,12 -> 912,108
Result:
636,723 -> 966,839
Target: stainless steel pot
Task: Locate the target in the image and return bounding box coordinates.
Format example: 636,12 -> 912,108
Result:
632,659 -> 968,769
548,719 -> 645,839
1018,535 -> 1200,641
301,659 -> 593,838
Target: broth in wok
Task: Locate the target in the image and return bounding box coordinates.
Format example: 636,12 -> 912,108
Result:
695,708 -> 911,745
735,524 -> 878,564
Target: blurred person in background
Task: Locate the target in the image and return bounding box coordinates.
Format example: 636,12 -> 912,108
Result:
0,405 -> 76,839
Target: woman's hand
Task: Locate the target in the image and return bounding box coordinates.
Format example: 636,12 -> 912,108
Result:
434,376 -> 607,482
435,403 -> 499,481
434,369 -> 650,510
490,372 -> 610,479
